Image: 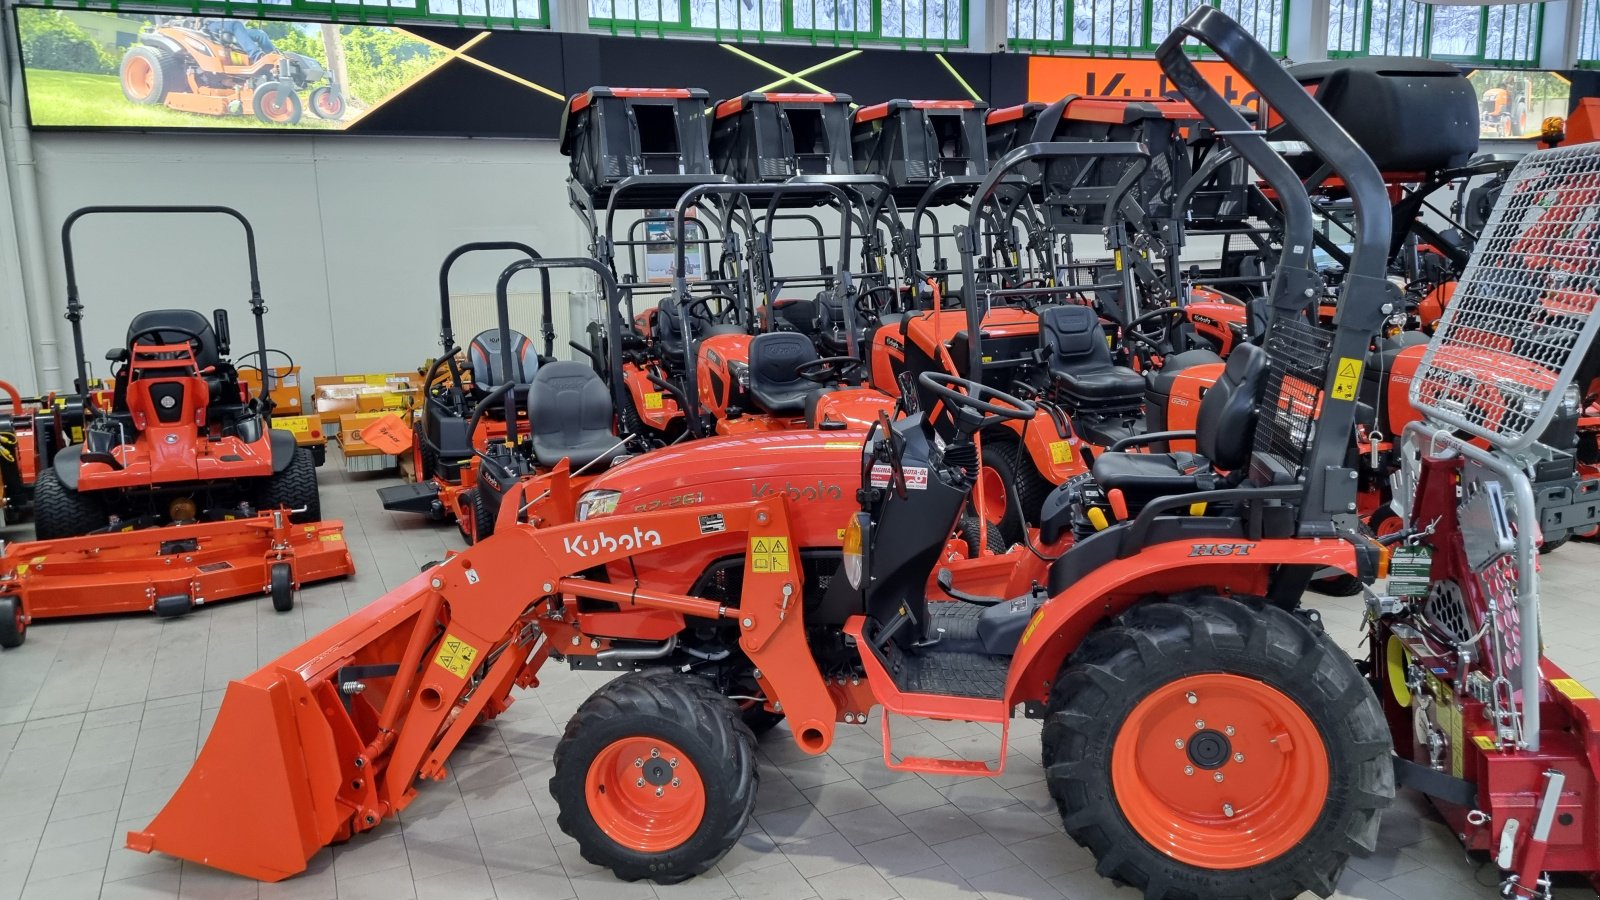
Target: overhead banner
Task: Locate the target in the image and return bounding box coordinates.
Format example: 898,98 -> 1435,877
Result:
1027,56 -> 1259,114
1465,68 -> 1571,140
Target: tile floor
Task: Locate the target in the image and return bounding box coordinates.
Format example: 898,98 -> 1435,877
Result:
3,451 -> 1600,900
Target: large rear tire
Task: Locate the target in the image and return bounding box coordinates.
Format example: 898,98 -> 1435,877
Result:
1042,595 -> 1393,900
120,45 -> 183,105
258,447 -> 320,523
33,468 -> 104,540
552,671 -> 757,884
471,485 -> 498,544
975,438 -> 1027,546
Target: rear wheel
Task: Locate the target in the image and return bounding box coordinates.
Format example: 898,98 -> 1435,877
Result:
975,439 -> 1027,546
258,447 -> 320,523
472,486 -> 498,544
33,468 -> 104,540
552,671 -> 757,884
0,597 -> 24,649
120,46 -> 183,104
1042,595 -> 1392,900
252,82 -> 303,125
957,515 -> 1006,558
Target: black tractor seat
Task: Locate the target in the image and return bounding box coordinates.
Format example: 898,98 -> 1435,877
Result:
528,361 -> 619,470
1038,305 -> 1146,409
657,298 -> 743,369
1091,341 -> 1268,506
747,332 -> 824,417
125,309 -> 223,369
468,327 -> 539,418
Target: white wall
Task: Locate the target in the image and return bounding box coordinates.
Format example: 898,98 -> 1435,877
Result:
25,132 -> 589,391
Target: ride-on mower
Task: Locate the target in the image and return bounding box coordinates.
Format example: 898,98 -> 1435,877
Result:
132,12 -> 1421,897
33,206 -> 322,540
120,18 -> 342,126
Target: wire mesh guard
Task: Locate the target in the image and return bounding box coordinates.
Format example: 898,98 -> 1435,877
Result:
1250,317 -> 1332,486
1411,142 -> 1600,451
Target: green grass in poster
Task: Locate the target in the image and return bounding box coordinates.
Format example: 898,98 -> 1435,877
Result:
25,69 -> 345,129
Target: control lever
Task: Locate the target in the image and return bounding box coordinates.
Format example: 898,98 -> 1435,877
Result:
936,568 -> 1003,607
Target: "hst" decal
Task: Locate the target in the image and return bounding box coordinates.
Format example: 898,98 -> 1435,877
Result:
1188,542 -> 1255,557
564,527 -> 663,558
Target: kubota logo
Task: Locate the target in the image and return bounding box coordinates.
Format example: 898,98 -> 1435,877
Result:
1188,543 -> 1255,557
752,480 -> 843,502
563,526 -> 663,558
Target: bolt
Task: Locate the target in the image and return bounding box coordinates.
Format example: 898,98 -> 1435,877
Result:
752,669 -> 762,679
1214,772 -> 1224,783
757,511 -> 769,524
656,787 -> 664,797
1174,738 -> 1185,749
354,758 -> 365,768
671,778 -> 680,788
669,758 -> 678,768
1184,766 -> 1195,776
571,636 -> 581,645
365,815 -> 376,825
635,758 -> 643,767
1223,803 -> 1235,818
1186,692 -> 1197,704
651,747 -> 660,758
1195,720 -> 1205,729
742,617 -> 754,628
430,578 -> 442,590
590,638 -> 601,650
1234,752 -> 1245,763
543,582 -> 553,592
636,778 -> 646,788
1224,725 -> 1235,736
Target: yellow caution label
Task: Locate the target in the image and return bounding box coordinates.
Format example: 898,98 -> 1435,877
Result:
836,527 -> 846,540
433,633 -> 480,678
1113,249 -> 1124,271
1020,608 -> 1046,645
275,415 -> 312,437
643,391 -> 664,410
824,442 -> 859,450
15,564 -> 27,576
749,536 -> 790,573
1049,440 -> 1073,465
1331,357 -> 1363,401
1473,735 -> 1498,751
1188,502 -> 1208,516
363,374 -> 389,386
319,534 -> 344,543
1552,678 -> 1597,701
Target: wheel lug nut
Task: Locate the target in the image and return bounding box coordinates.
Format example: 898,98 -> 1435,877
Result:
655,787 -> 664,797
1186,692 -> 1198,704
634,758 -> 643,767
671,778 -> 680,788
636,778 -> 645,788
651,748 -> 660,758
1194,720 -> 1205,729
1233,752 -> 1245,763
1223,803 -> 1235,818
1214,772 -> 1224,783
1225,725 -> 1235,736
670,758 -> 679,768
1174,739 -> 1185,749
1184,766 -> 1194,776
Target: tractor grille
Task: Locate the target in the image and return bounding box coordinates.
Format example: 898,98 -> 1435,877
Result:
1412,142 -> 1600,452
1250,317 -> 1332,486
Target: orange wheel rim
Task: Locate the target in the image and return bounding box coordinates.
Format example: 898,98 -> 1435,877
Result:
585,737 -> 704,852
126,57 -> 154,97
977,466 -> 1007,524
1112,672 -> 1328,870
1374,514 -> 1404,538
263,94 -> 290,121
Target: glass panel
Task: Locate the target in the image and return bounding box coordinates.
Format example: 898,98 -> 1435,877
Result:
1071,0 -> 1143,46
1430,4 -> 1481,56
1583,0 -> 1600,61
1369,0 -> 1425,55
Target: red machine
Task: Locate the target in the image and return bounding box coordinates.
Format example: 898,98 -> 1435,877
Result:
0,380 -> 53,523
0,508 -> 353,649
35,206 -> 320,540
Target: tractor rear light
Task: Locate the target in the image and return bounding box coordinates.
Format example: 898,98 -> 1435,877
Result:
576,490 -> 621,521
842,512 -> 869,589
1376,544 -> 1392,580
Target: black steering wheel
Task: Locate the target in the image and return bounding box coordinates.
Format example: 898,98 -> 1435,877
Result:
1122,306 -> 1188,355
683,293 -> 738,327
797,356 -> 868,386
918,372 -> 1035,430
128,326 -> 206,356
855,285 -> 896,319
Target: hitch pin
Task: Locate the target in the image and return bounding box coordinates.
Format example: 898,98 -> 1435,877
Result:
778,583 -> 794,621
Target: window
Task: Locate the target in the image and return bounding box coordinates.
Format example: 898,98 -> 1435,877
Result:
26,0 -> 547,28
1583,0 -> 1600,64
590,0 -> 966,48
1328,0 -> 1541,66
1009,0 -> 1285,56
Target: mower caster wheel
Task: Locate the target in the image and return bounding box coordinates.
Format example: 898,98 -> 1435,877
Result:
553,670 -> 757,884
0,596 -> 25,649
1540,534 -> 1570,555
153,595 -> 193,618
270,562 -> 294,612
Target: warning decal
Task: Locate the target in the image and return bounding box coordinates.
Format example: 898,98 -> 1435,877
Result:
643,392 -> 664,410
433,633 -> 480,678
1331,357 -> 1363,401
1049,440 -> 1073,465
750,536 -> 790,573
1552,678 -> 1597,701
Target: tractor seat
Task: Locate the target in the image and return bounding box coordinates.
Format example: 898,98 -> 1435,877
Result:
1038,305 -> 1145,406
125,309 -> 221,369
767,298 -> 818,334
747,332 -> 821,417
468,328 -> 539,417
528,361 -> 618,470
657,299 -> 742,367
1091,342 -> 1267,504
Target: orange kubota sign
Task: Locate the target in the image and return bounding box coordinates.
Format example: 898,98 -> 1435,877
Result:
1028,56 -> 1261,115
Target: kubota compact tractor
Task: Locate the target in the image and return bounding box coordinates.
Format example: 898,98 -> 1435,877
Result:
32,206 -> 321,540
133,12 -> 1436,897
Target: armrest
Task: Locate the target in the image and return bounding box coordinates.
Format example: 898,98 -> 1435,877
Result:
1109,430 -> 1196,453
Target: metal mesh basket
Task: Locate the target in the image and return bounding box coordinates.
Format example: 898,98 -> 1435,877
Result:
1411,142 -> 1600,451
1250,316 -> 1333,485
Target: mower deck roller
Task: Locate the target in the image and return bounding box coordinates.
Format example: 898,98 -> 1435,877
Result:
127,495 -> 825,881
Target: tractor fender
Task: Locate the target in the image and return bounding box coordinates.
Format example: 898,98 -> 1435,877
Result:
52,444 -> 84,490
1003,417 -> 1087,484
1001,533 -> 1361,709
269,429 -> 298,472
138,33 -> 185,55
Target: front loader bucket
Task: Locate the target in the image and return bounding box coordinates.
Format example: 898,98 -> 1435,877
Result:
127,668 -> 344,881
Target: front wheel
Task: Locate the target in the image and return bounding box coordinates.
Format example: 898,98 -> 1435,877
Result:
258,447 -> 321,523
0,596 -> 24,649
552,670 -> 757,884
1042,595 -> 1393,899
253,82 -> 303,125
309,85 -> 344,119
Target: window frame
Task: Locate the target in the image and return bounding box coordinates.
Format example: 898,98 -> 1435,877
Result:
589,0 -> 969,50
1007,0 -> 1289,57
1327,0 -> 1543,68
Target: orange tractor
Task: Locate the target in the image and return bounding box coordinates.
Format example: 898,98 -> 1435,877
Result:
120,18 -> 342,126
130,11 -> 1461,896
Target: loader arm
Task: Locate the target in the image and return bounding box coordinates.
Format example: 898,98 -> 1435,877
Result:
128,497 -> 832,882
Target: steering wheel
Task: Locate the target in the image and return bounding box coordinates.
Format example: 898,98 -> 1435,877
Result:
1122,306 -> 1188,355
128,326 -> 206,355
854,286 -> 896,319
682,293 -> 738,327
918,372 -> 1035,428
797,356 -> 868,386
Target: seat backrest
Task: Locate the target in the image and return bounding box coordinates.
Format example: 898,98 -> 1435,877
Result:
1038,305 -> 1113,371
815,289 -> 846,332
529,361 -> 615,466
1195,341 -> 1267,470
125,309 -> 221,369
467,328 -> 538,390
769,298 -> 818,333
748,332 -> 818,395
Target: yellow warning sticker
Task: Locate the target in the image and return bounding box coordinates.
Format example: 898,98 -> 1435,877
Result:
1331,357 -> 1363,401
1552,678 -> 1597,701
433,633 -> 479,678
836,528 -> 846,540
1049,440 -> 1073,465
824,442 -> 859,450
750,536 -> 790,573
1020,608 -> 1046,646
1473,735 -> 1498,751
643,391 -> 664,410
1113,249 -> 1124,271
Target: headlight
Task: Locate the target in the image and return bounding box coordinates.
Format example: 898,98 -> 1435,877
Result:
575,490 -> 620,521
842,512 -> 870,589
